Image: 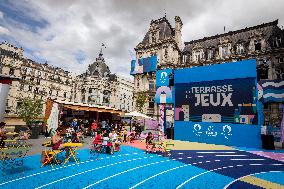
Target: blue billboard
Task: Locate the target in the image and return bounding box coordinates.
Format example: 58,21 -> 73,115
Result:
130,55 -> 157,75
175,77 -> 258,124
174,59 -> 261,148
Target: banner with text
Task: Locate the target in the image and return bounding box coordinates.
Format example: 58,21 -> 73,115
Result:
175,77 -> 258,124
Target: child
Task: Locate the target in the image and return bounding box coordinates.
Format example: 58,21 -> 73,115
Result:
145,132 -> 154,153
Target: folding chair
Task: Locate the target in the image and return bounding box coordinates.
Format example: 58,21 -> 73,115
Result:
163,140 -> 175,156
41,141 -> 63,168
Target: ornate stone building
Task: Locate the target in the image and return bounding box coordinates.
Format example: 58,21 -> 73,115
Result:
133,17 -> 283,119
133,16 -> 183,117
0,42 -> 134,120
73,50 -> 134,112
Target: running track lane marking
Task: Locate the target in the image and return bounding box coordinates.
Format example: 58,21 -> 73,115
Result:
34,156 -> 155,189
215,155 -> 246,157
0,152 -> 142,187
83,159 -> 171,189
230,159 -> 266,161
129,160 -> 219,189
176,163 -> 284,189
223,171 -> 284,189
196,152 -> 236,154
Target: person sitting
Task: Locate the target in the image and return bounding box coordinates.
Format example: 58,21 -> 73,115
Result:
0,122 -> 7,148
145,132 -> 154,153
71,132 -> 80,143
129,132 -> 135,143
52,129 -> 64,150
93,132 -> 102,148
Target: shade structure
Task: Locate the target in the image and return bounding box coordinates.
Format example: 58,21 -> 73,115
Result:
125,111 -> 153,119
53,99 -> 122,114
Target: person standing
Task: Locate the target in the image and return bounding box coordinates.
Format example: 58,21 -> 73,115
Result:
91,120 -> 98,138
71,119 -> 78,132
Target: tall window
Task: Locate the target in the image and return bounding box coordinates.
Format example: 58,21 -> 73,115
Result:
275,36 -> 282,47
149,80 -> 155,91
207,49 -> 213,60
9,68 -> 14,76
254,40 -> 261,51
148,97 -> 154,108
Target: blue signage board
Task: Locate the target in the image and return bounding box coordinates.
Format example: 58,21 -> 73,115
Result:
130,55 -> 157,75
156,69 -> 173,87
174,60 -> 261,148
175,77 -> 258,124
175,122 -> 261,148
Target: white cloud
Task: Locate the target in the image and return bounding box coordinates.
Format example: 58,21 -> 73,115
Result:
0,11 -> 3,19
1,0 -> 284,79
0,26 -> 9,35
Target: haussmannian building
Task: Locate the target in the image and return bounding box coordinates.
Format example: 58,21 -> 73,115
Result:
0,42 -> 134,121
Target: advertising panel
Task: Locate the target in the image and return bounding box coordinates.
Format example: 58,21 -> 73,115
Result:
175,77 -> 258,124
174,60 -> 261,148
130,55 -> 157,75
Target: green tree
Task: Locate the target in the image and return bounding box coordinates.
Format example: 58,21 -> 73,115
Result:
135,92 -> 147,113
18,97 -> 43,125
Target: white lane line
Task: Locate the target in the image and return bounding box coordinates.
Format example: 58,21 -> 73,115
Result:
187,157 -> 192,159
197,156 -> 203,158
215,155 -> 246,157
223,171 -> 284,189
178,153 -> 184,155
130,160 -> 217,189
35,156 -> 155,189
249,164 -> 263,166
230,159 -> 266,161
83,160 -> 170,189
196,152 -> 236,154
0,152 -> 142,187
176,163 -> 283,189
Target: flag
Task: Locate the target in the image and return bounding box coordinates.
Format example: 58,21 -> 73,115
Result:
259,80 -> 284,102
281,104 -> 284,143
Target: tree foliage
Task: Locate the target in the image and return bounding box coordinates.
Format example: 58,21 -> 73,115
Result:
18,97 -> 43,125
135,92 -> 147,113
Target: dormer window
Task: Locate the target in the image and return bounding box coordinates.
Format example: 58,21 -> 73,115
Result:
274,36 -> 282,47
254,40 -> 261,51
236,44 -> 244,54
207,49 -> 213,60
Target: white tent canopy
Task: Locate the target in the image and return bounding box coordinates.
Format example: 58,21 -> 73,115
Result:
125,111 -> 152,119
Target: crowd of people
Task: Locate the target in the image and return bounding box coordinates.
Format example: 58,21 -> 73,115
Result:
51,118 -> 144,151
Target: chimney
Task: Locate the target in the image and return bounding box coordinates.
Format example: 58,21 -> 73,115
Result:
174,16 -> 183,50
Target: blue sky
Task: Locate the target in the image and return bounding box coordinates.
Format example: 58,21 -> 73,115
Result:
0,0 -> 284,78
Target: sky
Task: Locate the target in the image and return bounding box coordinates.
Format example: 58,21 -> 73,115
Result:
0,0 -> 284,79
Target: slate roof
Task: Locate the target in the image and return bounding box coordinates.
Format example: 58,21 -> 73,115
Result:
183,20 -> 283,53
140,16 -> 175,46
